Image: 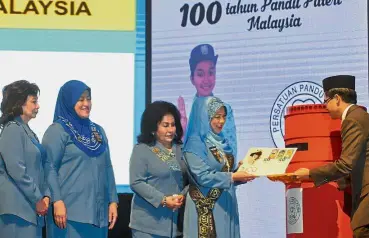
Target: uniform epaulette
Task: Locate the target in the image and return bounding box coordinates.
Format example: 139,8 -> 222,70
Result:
5,121 -> 20,127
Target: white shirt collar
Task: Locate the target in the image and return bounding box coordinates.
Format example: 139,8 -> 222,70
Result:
342,104 -> 354,121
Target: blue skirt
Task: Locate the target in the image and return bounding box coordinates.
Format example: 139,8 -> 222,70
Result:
0,214 -> 42,238
46,216 -> 108,238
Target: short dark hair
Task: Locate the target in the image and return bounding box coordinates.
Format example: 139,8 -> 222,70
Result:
326,88 -> 357,104
0,80 -> 40,128
137,101 -> 183,145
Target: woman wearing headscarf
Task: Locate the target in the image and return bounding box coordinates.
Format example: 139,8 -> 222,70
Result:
43,80 -> 118,238
183,96 -> 255,238
129,101 -> 188,238
178,44 -> 238,158
0,80 -> 51,238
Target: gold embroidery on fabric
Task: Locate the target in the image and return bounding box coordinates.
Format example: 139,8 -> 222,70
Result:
209,146 -> 235,172
189,185 -> 222,238
150,146 -> 181,171
189,147 -> 235,237
223,154 -> 235,172
152,147 -> 160,154
209,147 -> 223,163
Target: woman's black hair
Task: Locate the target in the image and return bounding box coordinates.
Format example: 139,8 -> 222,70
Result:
137,101 -> 183,145
0,80 -> 40,128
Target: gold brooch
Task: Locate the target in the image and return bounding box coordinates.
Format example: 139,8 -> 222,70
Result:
92,132 -> 103,143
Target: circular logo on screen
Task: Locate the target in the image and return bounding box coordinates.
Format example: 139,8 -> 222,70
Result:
288,197 -> 301,225
270,81 -> 324,148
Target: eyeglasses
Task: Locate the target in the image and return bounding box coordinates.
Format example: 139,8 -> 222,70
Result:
324,95 -> 337,104
323,97 -> 332,104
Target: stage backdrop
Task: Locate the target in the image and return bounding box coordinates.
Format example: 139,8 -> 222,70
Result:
150,0 -> 369,237
0,0 -> 146,193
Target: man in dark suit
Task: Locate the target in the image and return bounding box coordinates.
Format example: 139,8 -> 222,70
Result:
294,75 -> 369,238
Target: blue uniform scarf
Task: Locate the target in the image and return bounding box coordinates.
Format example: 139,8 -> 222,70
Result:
53,80 -> 106,157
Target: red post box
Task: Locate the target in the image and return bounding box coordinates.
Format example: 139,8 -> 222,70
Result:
284,104 -> 352,238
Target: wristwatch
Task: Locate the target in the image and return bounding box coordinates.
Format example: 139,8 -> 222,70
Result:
162,196 -> 167,207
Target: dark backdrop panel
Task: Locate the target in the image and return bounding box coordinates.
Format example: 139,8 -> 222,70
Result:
108,193 -> 133,238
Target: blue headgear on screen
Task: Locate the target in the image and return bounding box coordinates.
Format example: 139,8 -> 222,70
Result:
189,44 -> 218,77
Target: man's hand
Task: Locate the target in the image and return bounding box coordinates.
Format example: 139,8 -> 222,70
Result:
294,168 -> 310,181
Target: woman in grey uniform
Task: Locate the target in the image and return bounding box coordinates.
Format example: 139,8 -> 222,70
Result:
0,80 -> 50,238
43,80 -> 118,238
129,101 -> 188,238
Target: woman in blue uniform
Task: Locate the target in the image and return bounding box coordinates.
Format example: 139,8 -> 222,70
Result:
183,96 -> 255,238
0,80 -> 50,238
43,80 -> 118,238
129,101 -> 188,238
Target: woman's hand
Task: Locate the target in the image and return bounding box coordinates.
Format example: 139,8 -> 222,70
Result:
108,203 -> 118,230
162,195 -> 183,210
43,196 -> 50,208
53,200 -> 67,229
235,161 -> 244,171
36,198 -> 48,216
232,171 -> 257,183
176,194 -> 185,203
